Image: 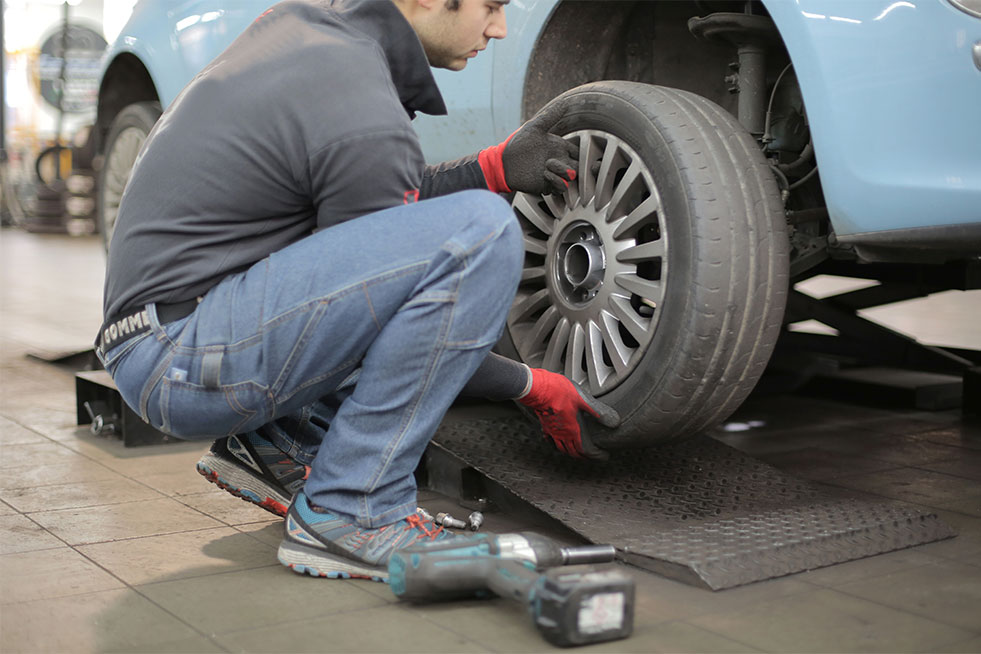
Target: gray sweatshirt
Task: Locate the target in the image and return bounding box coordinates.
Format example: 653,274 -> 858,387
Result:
101,0 -> 487,327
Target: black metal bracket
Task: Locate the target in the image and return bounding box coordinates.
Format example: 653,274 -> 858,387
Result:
782,260 -> 979,376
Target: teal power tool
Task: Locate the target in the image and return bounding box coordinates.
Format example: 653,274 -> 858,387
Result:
388,532 -> 634,647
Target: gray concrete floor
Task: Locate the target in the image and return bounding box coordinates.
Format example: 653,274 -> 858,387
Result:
1,228 -> 980,653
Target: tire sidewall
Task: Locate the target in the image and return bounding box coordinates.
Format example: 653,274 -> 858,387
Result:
97,102 -> 161,251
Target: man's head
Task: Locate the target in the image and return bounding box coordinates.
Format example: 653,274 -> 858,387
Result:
394,0 -> 508,71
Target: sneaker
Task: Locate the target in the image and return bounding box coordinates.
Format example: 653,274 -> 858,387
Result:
277,491 -> 453,582
196,433 -> 308,517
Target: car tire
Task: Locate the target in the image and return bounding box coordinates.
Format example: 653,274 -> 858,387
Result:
97,101 -> 161,250
500,81 -> 789,447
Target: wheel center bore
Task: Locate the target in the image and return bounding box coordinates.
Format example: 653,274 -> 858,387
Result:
555,222 -> 606,304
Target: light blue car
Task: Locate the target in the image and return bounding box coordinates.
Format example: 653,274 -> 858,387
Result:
95,0 -> 981,446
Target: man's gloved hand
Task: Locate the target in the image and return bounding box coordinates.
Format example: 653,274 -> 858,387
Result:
478,102 -> 579,196
517,368 -> 620,460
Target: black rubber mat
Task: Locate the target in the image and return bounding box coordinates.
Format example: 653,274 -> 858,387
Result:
430,417 -> 956,590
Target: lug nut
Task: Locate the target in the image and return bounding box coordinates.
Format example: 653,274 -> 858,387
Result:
467,511 -> 484,531
435,512 -> 468,529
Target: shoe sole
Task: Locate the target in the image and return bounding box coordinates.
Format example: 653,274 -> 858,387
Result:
277,540 -> 387,582
196,454 -> 291,517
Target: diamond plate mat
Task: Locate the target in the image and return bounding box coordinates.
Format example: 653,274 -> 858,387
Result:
430,417 -> 956,590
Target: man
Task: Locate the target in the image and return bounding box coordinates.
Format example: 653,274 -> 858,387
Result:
97,0 -> 617,582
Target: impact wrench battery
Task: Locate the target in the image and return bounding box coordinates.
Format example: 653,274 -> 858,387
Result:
388,533 -> 634,647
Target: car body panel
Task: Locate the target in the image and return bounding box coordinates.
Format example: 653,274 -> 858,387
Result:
762,0 -> 981,237
99,0 -> 981,245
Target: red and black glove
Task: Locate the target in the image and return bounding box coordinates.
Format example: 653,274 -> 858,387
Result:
517,367 -> 620,460
478,102 -> 579,196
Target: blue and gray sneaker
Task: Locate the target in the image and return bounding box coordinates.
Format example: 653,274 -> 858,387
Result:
196,433 -> 308,517
278,491 -> 453,582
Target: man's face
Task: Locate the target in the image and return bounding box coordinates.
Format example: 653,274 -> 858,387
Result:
418,0 -> 508,71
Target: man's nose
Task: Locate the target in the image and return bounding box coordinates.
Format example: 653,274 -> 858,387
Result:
487,10 -> 507,39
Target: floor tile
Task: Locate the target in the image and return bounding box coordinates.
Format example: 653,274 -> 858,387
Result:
0,546 -> 123,603
0,415 -> 47,444
78,526 -> 278,585
913,425 -> 981,452
139,565 -> 388,635
914,510 -> 981,561
234,520 -> 284,549
0,441 -> 83,468
816,432 -> 969,468
61,435 -> 210,475
936,635 -> 981,653
215,605 -> 489,653
403,598 -> 561,652
176,490 -> 281,526
628,568 -> 817,624
915,449 -> 981,482
689,588 -> 973,653
0,500 -> 16,515
829,467 -> 981,507
834,559 -> 981,632
30,497 -> 222,545
588,620 -> 762,653
796,547 -> 944,588
0,588 -> 199,653
759,447 -> 900,481
935,497 -> 981,518
103,635 -> 228,653
0,404 -> 80,438
0,457 -> 121,492
0,513 -> 64,553
2,476 -> 164,513
141,469 -> 218,496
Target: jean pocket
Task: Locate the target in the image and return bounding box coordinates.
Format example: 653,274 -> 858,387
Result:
158,377 -> 270,438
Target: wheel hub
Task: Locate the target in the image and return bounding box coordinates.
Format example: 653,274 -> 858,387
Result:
555,222 -> 606,304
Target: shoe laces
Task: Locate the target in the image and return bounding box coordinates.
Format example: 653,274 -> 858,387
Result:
405,513 -> 444,540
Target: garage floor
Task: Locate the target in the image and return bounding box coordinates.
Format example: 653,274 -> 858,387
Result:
2,228 -> 980,653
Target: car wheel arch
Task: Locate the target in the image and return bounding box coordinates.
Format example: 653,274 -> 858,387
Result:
96,53 -> 160,155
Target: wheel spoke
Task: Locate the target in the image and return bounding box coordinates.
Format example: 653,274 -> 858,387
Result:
521,266 -> 546,283
615,273 -> 663,305
608,293 -> 652,343
604,160 -> 642,220
542,192 -> 565,218
584,321 -> 611,390
543,317 -> 571,371
599,310 -> 632,376
565,322 -> 587,385
612,194 -> 660,239
523,234 -> 547,256
513,193 -> 554,236
578,133 -> 597,205
509,288 -> 551,324
617,239 -> 665,264
594,136 -> 619,207
528,305 -> 561,352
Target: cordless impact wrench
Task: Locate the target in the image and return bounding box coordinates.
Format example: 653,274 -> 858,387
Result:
388,532 -> 634,647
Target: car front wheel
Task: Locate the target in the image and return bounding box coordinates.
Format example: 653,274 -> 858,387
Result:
501,81 -> 790,447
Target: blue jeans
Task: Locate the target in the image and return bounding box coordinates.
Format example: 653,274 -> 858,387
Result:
99,190 -> 522,527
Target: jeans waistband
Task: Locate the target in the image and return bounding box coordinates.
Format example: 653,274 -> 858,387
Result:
97,299 -> 199,355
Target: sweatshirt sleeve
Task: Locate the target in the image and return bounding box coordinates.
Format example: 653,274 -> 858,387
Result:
420,153 -> 490,199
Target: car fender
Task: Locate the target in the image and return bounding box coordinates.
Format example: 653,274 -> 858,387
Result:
763,0 -> 981,239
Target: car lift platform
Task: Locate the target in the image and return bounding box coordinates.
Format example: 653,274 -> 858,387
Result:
425,416 -> 956,591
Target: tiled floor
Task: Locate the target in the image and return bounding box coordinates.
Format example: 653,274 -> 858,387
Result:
1,228 -> 979,653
